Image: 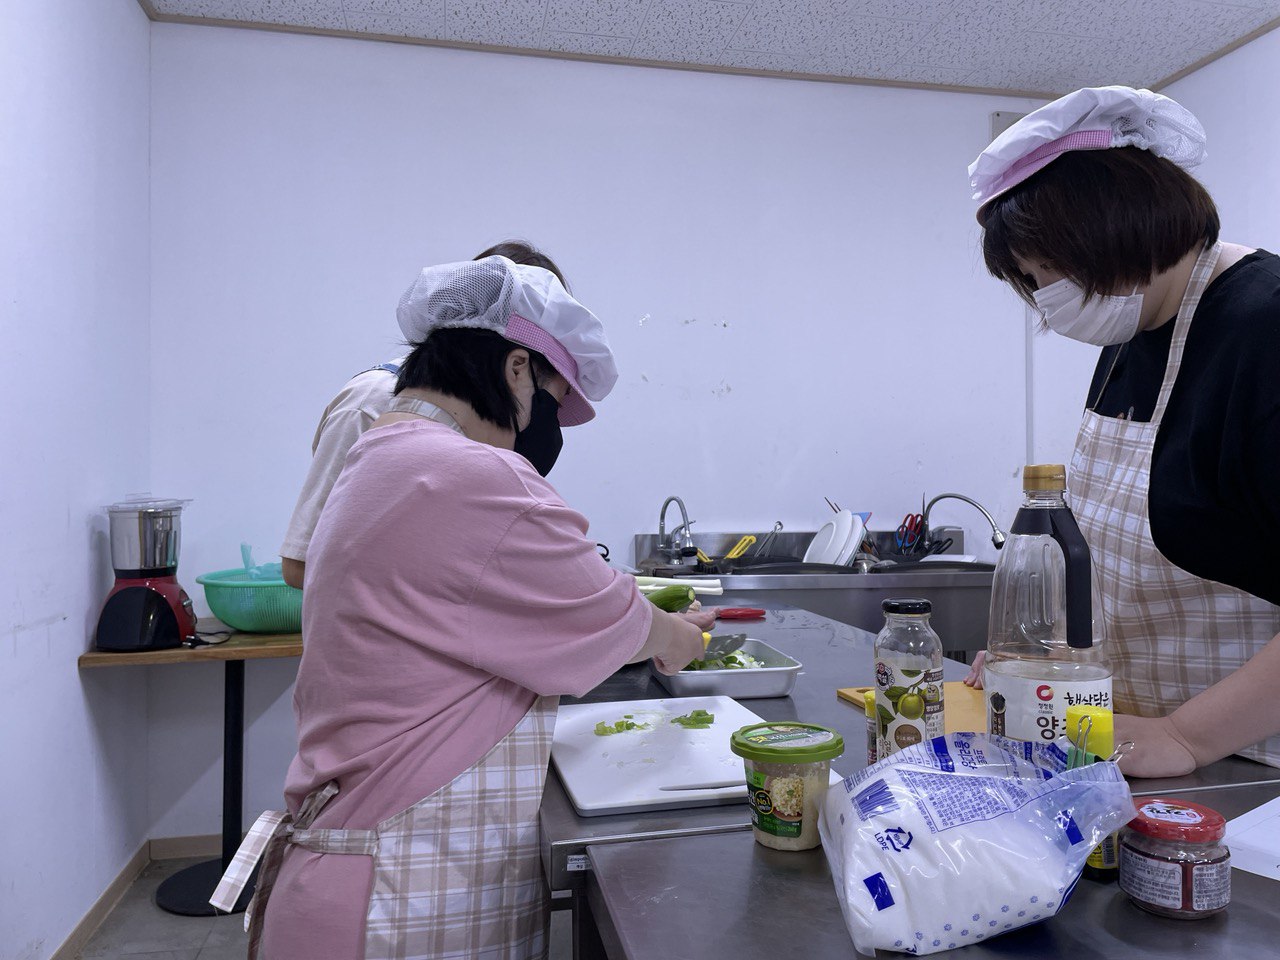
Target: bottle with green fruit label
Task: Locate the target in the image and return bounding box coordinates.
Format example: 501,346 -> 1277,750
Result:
874,598 -> 945,758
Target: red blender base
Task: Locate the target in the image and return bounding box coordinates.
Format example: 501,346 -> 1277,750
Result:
95,572 -> 197,651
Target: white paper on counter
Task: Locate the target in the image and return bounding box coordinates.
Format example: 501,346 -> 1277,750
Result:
1226,795 -> 1280,880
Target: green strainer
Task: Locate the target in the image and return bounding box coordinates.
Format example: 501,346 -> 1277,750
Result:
196,568 -> 303,633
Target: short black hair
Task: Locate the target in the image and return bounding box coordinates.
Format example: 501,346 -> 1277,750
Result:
395,328 -> 554,430
472,239 -> 570,292
981,147 -> 1220,304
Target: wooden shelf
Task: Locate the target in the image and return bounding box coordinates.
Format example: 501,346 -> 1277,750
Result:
78,622 -> 302,668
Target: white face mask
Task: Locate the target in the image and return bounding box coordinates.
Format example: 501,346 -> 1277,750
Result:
1032,279 -> 1144,346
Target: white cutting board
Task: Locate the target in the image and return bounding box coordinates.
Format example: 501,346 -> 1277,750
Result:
551,695 -> 764,817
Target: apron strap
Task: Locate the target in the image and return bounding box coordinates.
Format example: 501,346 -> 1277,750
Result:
209,809 -> 288,914
208,780 -> 344,955
291,826 -> 378,856
1151,241 -> 1222,424
295,780 -> 342,826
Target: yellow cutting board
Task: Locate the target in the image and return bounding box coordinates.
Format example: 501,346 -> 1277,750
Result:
837,682 -> 986,733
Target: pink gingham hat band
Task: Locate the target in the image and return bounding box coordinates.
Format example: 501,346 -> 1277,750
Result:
979,129 -> 1112,217
504,312 -> 593,427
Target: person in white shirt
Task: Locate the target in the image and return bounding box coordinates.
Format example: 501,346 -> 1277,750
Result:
280,240 -> 568,589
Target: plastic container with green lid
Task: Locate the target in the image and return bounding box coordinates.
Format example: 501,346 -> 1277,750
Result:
731,722 -> 845,851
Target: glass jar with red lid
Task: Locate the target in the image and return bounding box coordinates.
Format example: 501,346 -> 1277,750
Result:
1118,798 -> 1231,919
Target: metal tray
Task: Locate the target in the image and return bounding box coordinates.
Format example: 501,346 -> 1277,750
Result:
651,638 -> 801,699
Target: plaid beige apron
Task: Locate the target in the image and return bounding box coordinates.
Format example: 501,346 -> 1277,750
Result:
1069,241 -> 1280,767
212,694 -> 559,959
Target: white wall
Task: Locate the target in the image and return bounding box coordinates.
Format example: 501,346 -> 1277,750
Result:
0,1 -> 152,957
146,23 -> 1043,834
1164,28 -> 1280,245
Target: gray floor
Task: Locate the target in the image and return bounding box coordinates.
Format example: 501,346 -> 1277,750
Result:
78,857 -> 572,959
78,859 -> 248,960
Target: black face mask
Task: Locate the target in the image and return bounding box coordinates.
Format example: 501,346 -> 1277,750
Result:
514,388 -> 563,477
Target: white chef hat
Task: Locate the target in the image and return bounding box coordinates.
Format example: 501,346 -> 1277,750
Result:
969,85 -> 1207,220
396,256 -> 619,426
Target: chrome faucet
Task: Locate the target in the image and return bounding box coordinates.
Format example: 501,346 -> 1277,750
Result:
657,496 -> 698,565
923,493 -> 1007,550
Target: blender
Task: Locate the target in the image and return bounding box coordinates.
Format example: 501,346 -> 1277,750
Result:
95,499 -> 198,651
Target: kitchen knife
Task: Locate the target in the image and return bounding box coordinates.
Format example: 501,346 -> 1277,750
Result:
658,781 -> 746,791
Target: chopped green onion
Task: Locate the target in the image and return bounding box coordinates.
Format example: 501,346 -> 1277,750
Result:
671,709 -> 715,729
683,649 -> 764,672
593,717 -> 651,736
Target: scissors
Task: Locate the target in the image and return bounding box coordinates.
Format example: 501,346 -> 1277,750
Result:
923,537 -> 954,557
896,513 -> 924,553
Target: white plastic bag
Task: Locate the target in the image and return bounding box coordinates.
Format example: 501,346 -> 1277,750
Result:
819,733 -> 1133,956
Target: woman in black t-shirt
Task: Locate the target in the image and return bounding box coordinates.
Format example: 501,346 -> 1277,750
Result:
966,86 -> 1280,777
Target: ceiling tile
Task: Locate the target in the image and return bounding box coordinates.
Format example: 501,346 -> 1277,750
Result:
342,0 -> 444,38
1022,0 -> 1277,40
805,16 -> 941,75
542,30 -> 637,56
152,0 -> 348,28
966,36 -> 1155,95
816,55 -> 978,86
846,0 -> 956,22
709,49 -> 803,74
345,12 -> 446,39
146,0 -> 1280,95
1022,31 -> 1165,87
631,0 -> 750,62
878,62 -> 977,86
912,0 -> 1042,70
342,0 -> 439,15
544,0 -> 650,37
728,3 -> 814,56
444,0 -> 547,48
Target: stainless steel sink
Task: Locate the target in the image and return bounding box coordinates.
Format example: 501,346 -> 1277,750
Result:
870,560 -> 995,574
634,529 -> 993,655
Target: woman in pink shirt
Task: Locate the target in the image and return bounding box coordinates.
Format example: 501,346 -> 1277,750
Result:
214,257 -> 705,959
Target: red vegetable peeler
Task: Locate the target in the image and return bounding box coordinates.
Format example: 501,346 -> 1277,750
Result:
717,607 -> 766,621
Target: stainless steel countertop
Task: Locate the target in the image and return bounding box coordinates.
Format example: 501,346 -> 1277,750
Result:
541,603 -> 1280,890
570,600 -> 1280,959
540,605 -> 971,890
545,602 -> 1280,959
587,776 -> 1280,960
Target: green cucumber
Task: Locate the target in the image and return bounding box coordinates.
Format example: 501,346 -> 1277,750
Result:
645,584 -> 697,613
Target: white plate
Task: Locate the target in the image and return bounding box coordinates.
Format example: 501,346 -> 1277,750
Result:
804,509 -> 855,564
835,512 -> 866,566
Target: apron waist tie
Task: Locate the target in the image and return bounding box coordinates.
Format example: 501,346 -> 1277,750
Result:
209,781 -> 373,956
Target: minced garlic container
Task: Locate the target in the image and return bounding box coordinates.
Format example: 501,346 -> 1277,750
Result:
730,722 -> 845,851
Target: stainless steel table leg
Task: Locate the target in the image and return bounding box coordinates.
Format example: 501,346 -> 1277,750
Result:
155,659 -> 254,915
572,884 -> 609,960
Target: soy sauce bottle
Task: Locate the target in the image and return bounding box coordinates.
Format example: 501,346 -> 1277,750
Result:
984,464 -> 1112,744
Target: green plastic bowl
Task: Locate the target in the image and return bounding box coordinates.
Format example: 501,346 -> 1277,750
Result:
196,568 -> 303,633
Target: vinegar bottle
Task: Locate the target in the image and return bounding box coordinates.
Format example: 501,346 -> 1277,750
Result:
984,464 -> 1112,743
